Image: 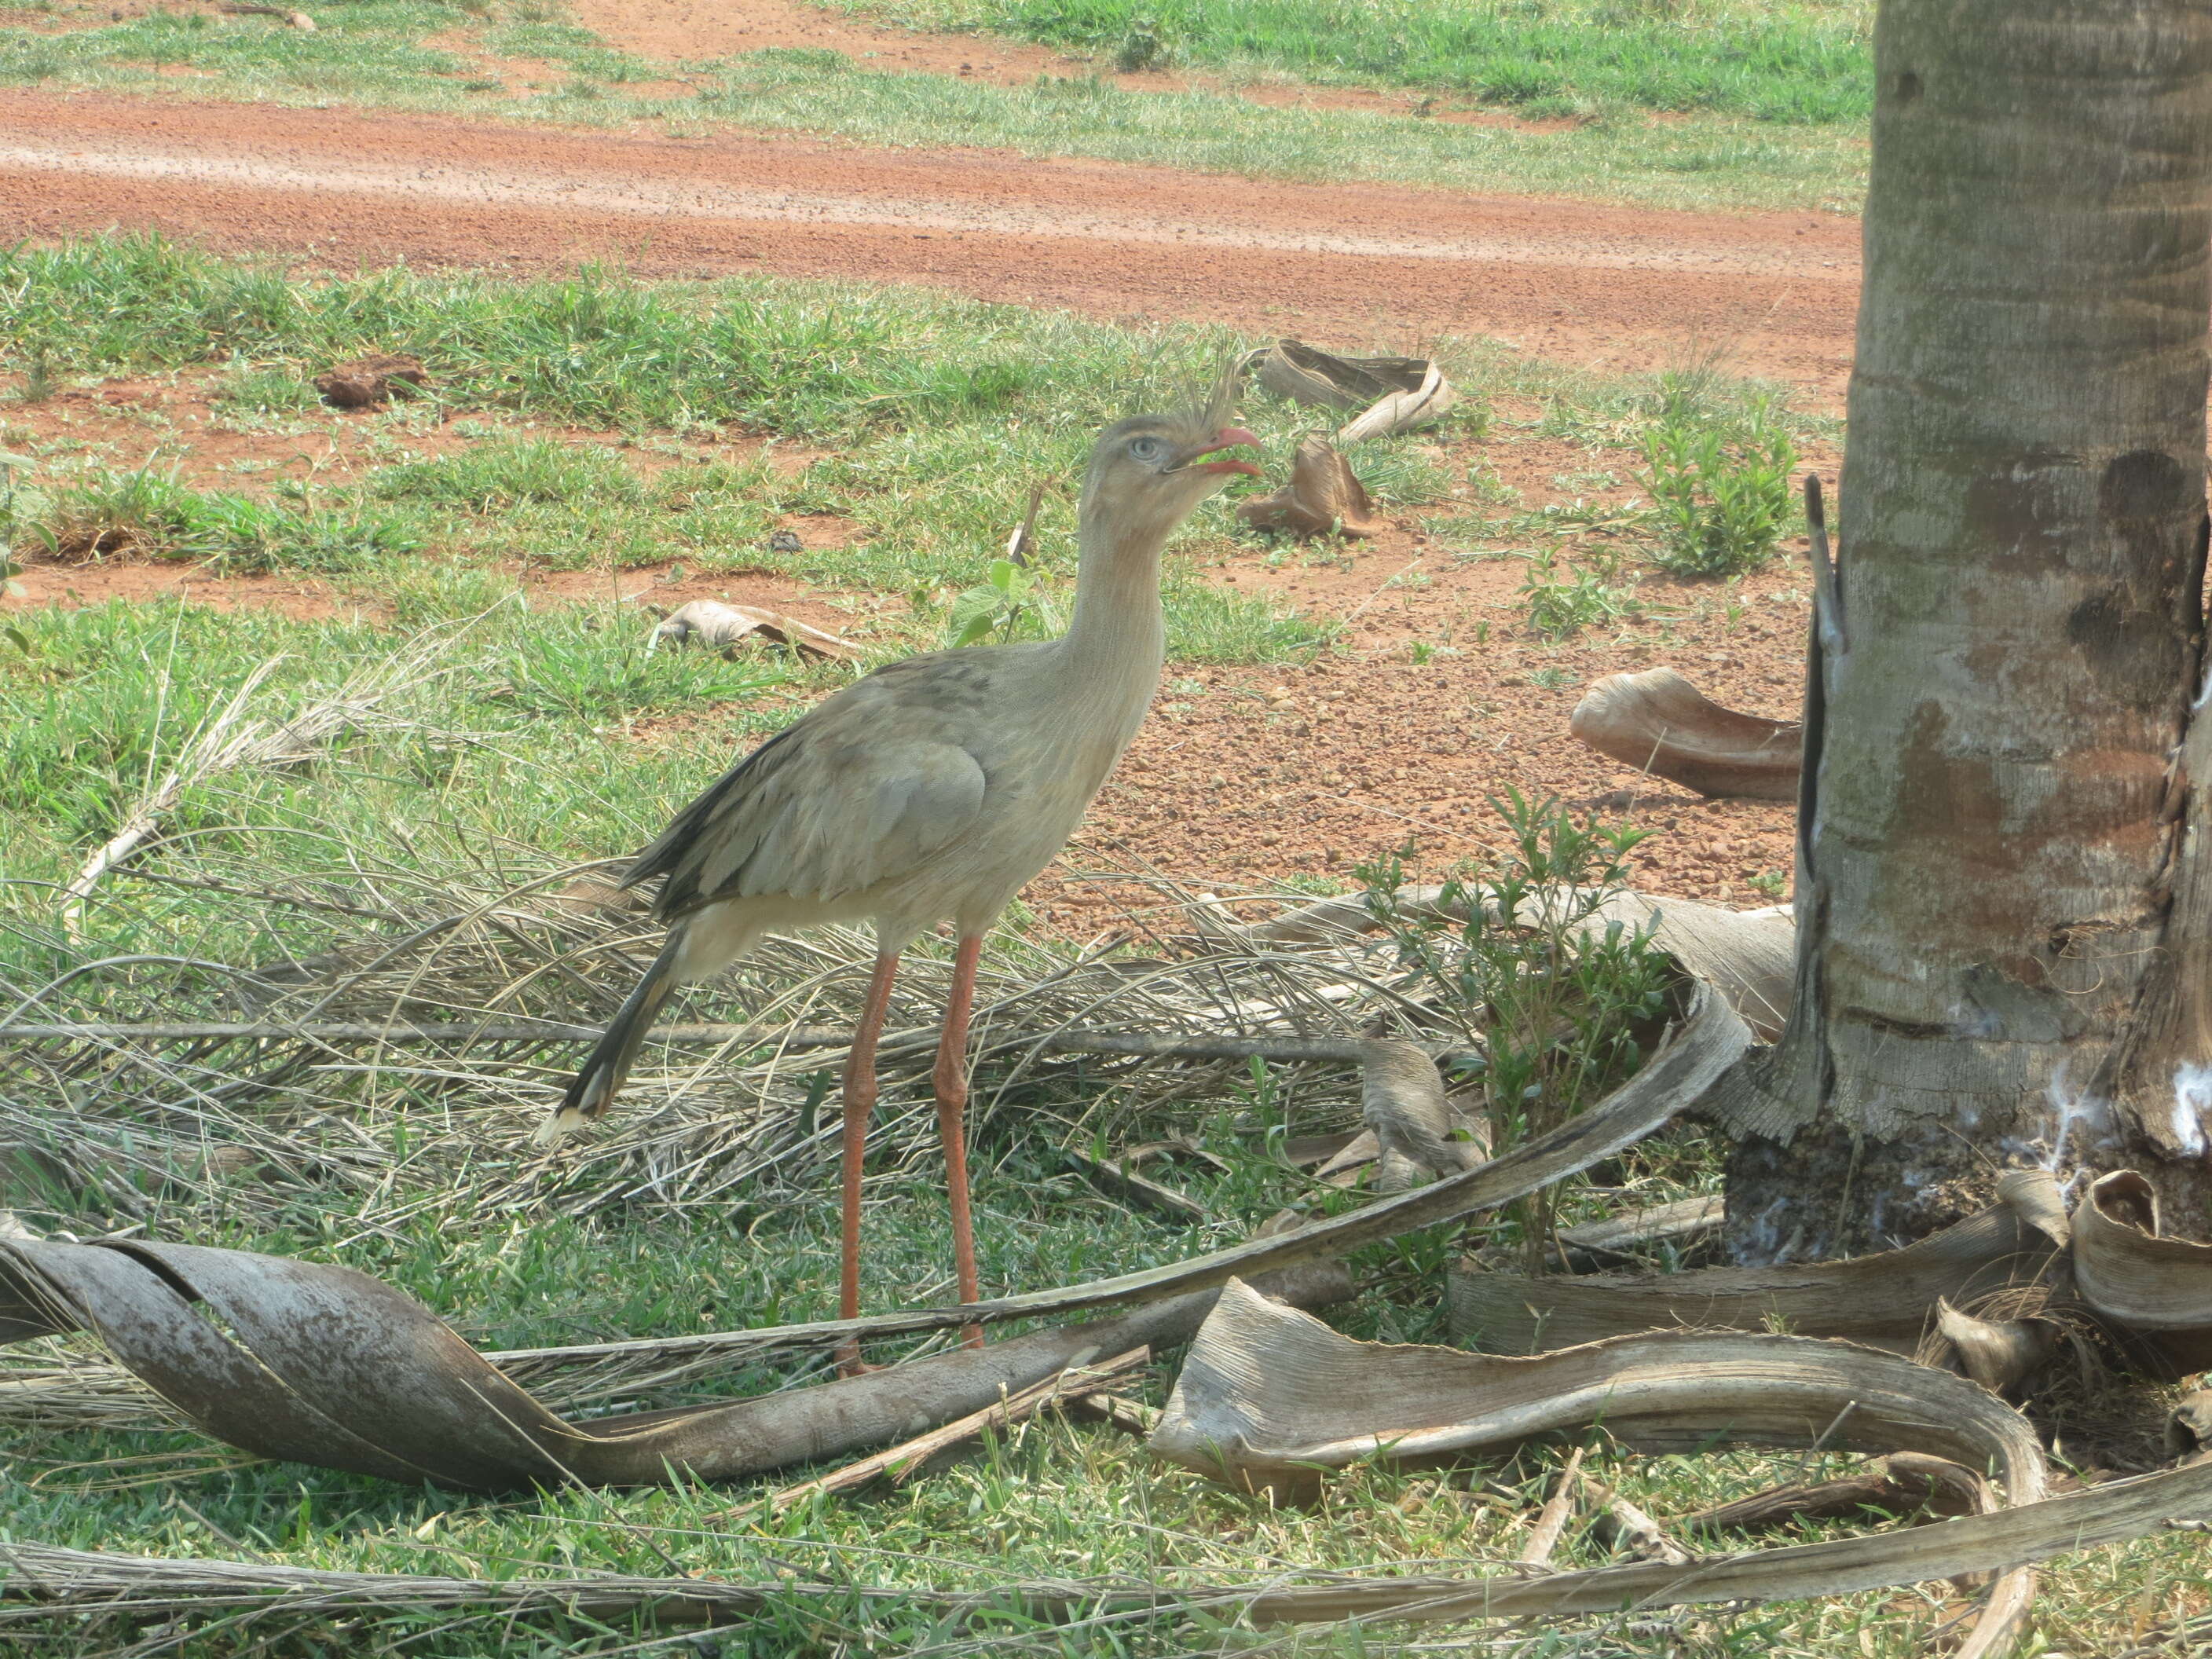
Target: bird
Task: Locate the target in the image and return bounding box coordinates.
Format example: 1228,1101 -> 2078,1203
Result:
538,382 -> 1262,1370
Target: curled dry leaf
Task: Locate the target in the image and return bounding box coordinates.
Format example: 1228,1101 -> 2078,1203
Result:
1151,1280 -> 2047,1657
1246,339 -> 1457,439
1570,667 -> 1804,801
1236,438 -> 1379,540
2071,1170 -> 2212,1330
1358,1038 -> 1481,1184
1448,1177 -> 2064,1356
2166,1389 -> 2212,1460
1928,1298 -> 2062,1399
1155,1282 -> 2045,1503
2070,1169 -> 2212,1375
0,1235 -> 1339,1492
313,353 -> 425,409
649,599 -> 861,662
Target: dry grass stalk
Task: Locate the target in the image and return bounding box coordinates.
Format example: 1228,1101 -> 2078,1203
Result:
1516,1445 -> 1585,1566
58,639 -> 445,939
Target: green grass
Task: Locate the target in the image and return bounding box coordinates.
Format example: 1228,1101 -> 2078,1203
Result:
0,4 -> 1870,212
853,0 -> 1872,123
16,461 -> 423,573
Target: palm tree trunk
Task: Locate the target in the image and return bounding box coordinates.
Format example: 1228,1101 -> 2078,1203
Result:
1719,0 -> 2212,1258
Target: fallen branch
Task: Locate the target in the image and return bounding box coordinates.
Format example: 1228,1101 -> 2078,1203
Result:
1678,1452 -> 1990,1537
738,1347 -> 1148,1518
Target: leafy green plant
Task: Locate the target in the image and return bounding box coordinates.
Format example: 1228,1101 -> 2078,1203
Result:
1637,394 -> 1796,577
1115,16 -> 1170,70
15,350 -> 52,405
1358,790 -> 1670,1269
947,556 -> 1048,646
1518,544 -> 1639,639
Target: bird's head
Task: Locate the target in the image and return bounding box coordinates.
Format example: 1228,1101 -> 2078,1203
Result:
1079,379 -> 1262,551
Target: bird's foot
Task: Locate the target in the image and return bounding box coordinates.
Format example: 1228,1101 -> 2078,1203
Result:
833,1342 -> 883,1379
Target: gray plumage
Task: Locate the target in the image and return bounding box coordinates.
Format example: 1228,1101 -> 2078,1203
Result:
544,386 -> 1261,1140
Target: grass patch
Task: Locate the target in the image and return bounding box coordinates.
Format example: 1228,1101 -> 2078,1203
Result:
855,0 -> 1873,123
0,5 -> 1870,211
14,463 -> 422,573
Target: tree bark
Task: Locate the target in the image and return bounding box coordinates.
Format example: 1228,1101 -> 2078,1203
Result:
1720,0 -> 2212,1258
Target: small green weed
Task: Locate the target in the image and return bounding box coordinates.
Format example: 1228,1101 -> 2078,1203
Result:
947,555 -> 1052,646
1518,544 -> 1639,639
13,349 -> 53,405
1115,16 -> 1171,71
1359,790 -> 1669,1266
1638,391 -> 1797,578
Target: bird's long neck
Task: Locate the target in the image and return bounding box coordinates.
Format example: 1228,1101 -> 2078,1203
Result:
1057,509 -> 1169,694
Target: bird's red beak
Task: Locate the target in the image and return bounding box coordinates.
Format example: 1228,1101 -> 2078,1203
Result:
1191,427 -> 1263,477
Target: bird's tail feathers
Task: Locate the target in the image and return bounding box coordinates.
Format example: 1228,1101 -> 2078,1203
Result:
537,934 -> 685,1147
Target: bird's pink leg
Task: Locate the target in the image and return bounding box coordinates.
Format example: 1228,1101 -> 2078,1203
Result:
835,949 -> 901,1379
935,932 -> 986,1350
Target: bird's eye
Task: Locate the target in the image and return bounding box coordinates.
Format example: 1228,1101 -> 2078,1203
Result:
1128,435 -> 1164,463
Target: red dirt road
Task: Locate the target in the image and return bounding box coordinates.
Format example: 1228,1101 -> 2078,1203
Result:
0,90 -> 1860,393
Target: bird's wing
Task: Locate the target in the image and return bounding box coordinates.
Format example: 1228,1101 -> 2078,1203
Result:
627,668 -> 991,917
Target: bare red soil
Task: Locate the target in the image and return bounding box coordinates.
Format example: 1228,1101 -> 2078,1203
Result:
0,90 -> 1860,397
